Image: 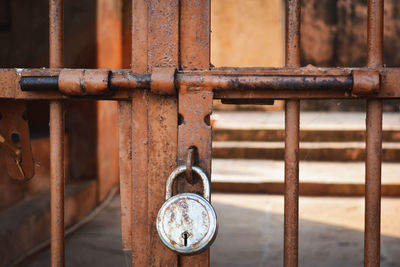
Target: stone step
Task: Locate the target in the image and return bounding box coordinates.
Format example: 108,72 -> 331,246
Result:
213,128 -> 400,142
213,111 -> 400,130
211,159 -> 400,196
212,111 -> 400,142
0,181 -> 98,266
212,141 -> 400,162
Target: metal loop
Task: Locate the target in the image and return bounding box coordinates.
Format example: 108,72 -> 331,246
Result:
165,165 -> 210,201
185,147 -> 196,184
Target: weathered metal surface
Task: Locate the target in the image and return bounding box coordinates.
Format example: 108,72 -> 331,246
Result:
176,92 -> 213,192
179,0 -> 211,265
20,76 -> 59,92
284,1 -> 301,267
146,0 -> 179,266
157,166 -> 216,254
352,70 -> 380,96
49,0 -> 65,266
179,72 -> 353,92
12,66 -> 400,100
365,0 -> 383,266
17,68 -> 353,93
58,69 -> 110,96
156,193 -> 217,254
96,0 -> 120,202
0,69 -> 16,98
49,100 -> 65,267
284,100 -> 300,267
150,67 -> 176,95
365,99 -> 383,267
185,147 -> 197,185
180,0 -> 210,70
130,0 -> 149,264
118,101 -> 132,251
130,90 -> 149,262
17,68 -> 353,92
112,70 -> 151,89
0,100 -> 34,180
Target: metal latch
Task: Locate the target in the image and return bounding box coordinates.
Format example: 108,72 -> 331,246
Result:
0,100 -> 34,180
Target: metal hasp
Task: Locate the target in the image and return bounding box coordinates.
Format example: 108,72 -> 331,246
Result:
157,165 -> 217,254
0,100 -> 34,180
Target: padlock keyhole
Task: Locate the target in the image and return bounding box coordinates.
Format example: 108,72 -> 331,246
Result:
182,231 -> 189,247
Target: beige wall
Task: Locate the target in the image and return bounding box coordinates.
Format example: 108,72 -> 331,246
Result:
211,0 -> 285,110
211,0 -> 284,67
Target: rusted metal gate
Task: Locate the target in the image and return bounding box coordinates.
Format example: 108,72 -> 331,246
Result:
0,0 -> 392,266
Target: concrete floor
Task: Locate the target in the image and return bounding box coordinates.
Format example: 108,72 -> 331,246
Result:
26,194 -> 400,267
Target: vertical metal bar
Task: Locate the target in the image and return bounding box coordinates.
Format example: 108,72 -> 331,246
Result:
146,0 -> 179,265
178,1 -> 211,266
118,101 -> 132,251
96,0 -> 120,202
49,0 -> 64,266
130,0 -> 150,266
284,1 -> 301,267
365,1 -> 383,266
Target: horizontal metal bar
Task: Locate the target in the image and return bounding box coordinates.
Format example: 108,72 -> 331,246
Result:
19,73 -> 353,93
178,74 -> 353,91
2,67 -> 400,100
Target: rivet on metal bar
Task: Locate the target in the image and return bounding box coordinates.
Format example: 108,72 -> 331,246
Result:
185,147 -> 198,185
59,69 -> 111,96
352,70 -> 380,96
150,67 -> 176,95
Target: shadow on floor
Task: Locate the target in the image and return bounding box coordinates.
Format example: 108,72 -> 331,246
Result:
211,201 -> 400,267
25,195 -> 400,267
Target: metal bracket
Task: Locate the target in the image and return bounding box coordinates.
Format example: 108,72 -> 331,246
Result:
150,67 -> 176,95
176,90 -> 213,196
0,100 -> 34,180
352,70 -> 380,96
59,69 -> 111,96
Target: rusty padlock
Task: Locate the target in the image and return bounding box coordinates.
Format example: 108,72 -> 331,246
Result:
156,165 -> 218,254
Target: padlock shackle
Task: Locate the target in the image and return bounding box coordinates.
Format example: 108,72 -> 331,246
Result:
165,165 -> 210,201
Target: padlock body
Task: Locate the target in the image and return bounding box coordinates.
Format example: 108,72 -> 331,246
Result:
156,193 -> 218,254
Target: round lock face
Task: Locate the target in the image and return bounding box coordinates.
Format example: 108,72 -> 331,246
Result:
156,193 -> 217,254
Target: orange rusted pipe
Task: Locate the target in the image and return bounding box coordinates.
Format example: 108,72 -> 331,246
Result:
20,69 -> 355,93
49,100 -> 65,267
284,1 -> 301,267
365,0 -> 383,267
49,0 -> 65,266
